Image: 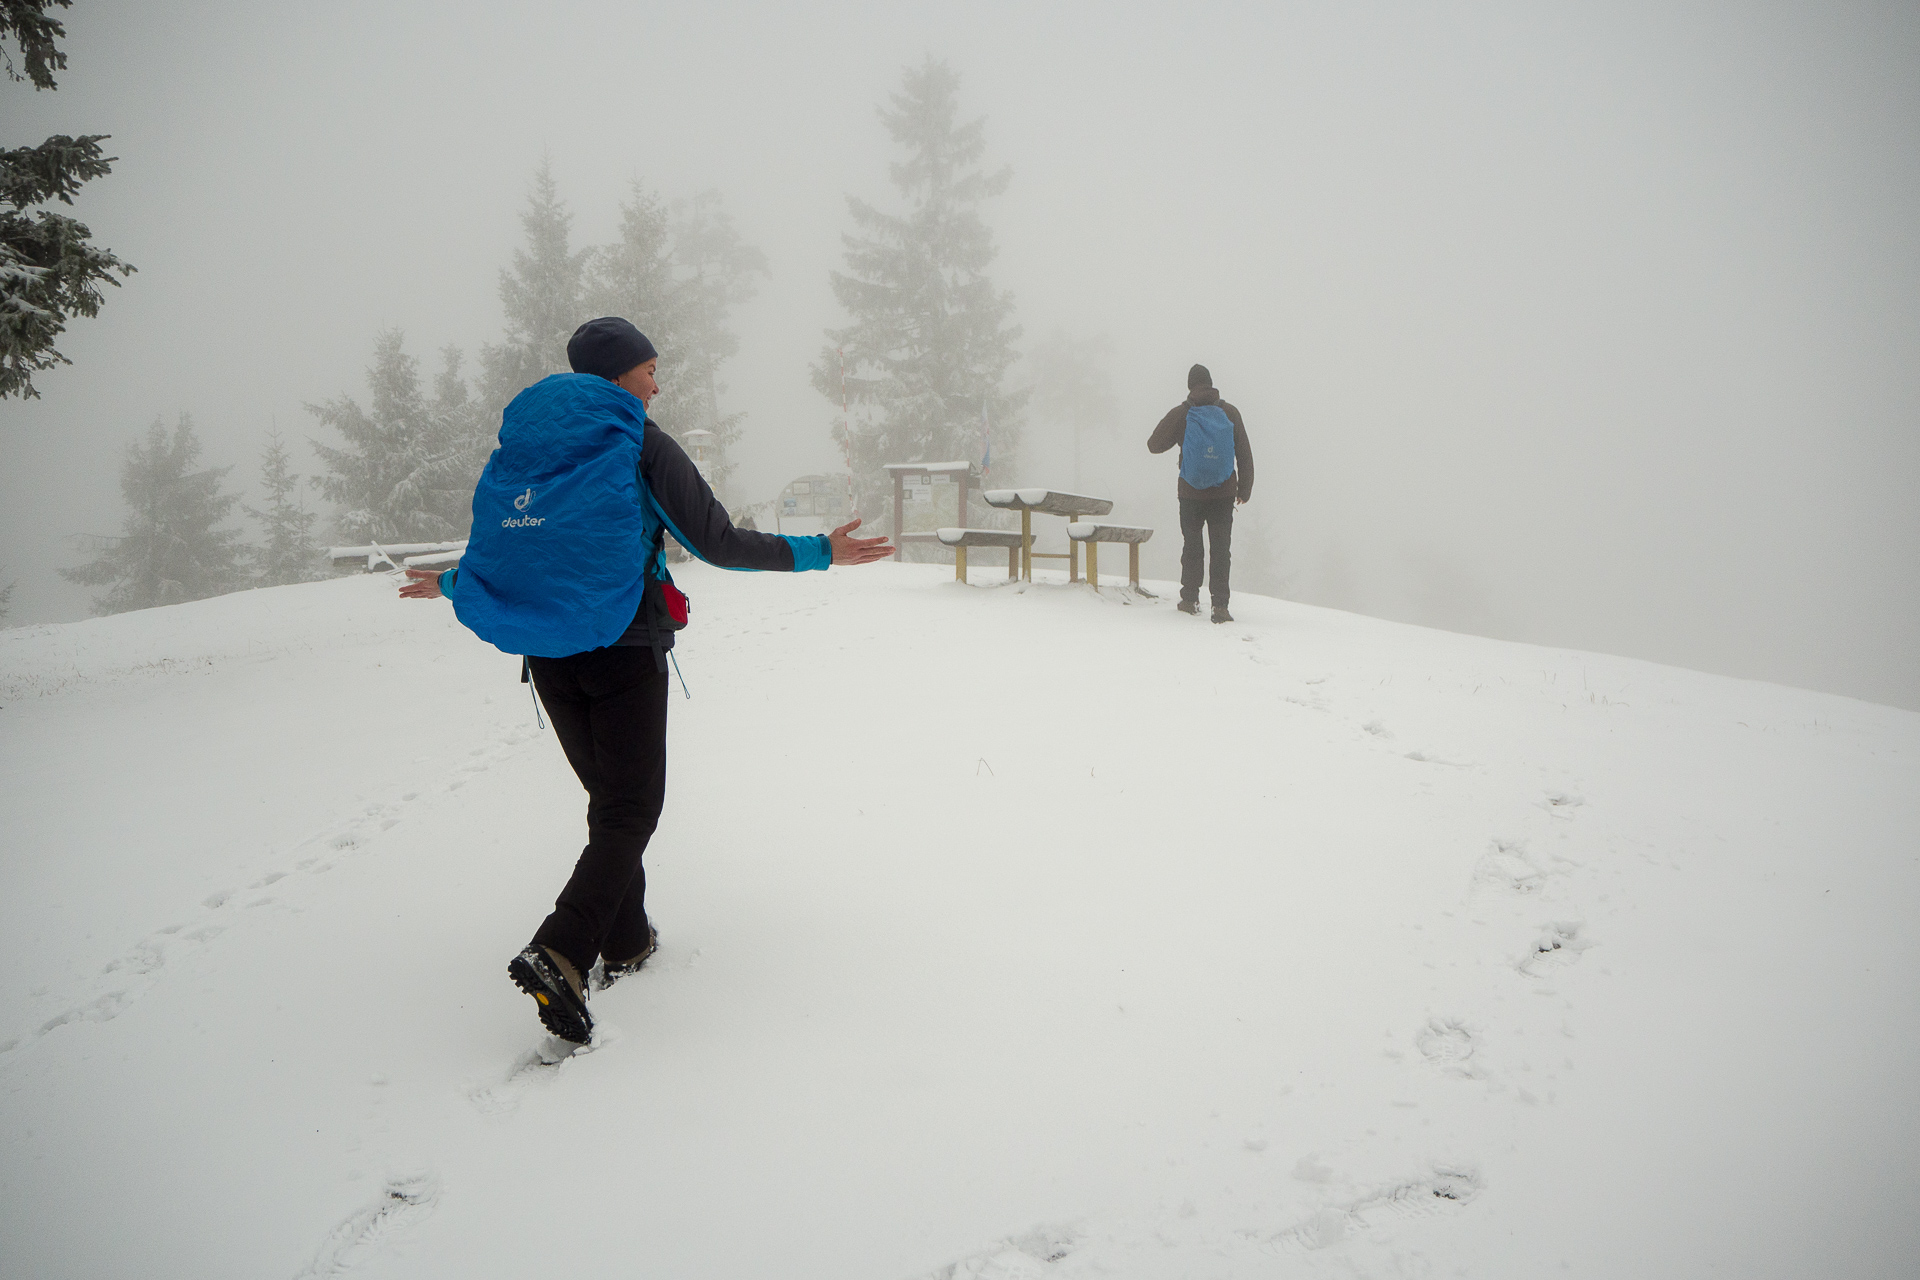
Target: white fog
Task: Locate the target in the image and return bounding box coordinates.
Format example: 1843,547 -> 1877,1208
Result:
2,0 -> 1914,707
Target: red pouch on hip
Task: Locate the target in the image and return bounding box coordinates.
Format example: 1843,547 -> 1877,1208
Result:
661,582 -> 690,627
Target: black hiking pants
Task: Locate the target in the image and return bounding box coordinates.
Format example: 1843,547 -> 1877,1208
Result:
526,646 -> 668,978
1179,496 -> 1235,607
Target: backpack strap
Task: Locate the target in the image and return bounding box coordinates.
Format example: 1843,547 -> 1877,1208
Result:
642,520 -> 670,673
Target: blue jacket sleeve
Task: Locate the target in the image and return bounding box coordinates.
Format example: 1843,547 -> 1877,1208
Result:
639,423 -> 831,572
787,535 -> 832,572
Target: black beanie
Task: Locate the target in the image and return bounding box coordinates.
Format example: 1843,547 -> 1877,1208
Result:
567,317 -> 658,382
1188,363 -> 1212,390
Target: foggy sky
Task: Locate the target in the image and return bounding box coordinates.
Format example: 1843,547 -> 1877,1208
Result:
3,0 -> 1915,708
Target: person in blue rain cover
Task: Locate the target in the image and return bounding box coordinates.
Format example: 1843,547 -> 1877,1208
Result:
402,317 -> 891,1045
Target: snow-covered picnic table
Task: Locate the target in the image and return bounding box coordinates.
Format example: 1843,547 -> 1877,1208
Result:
981,489 -> 1114,581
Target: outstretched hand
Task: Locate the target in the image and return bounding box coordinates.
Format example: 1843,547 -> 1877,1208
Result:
828,517 -> 893,566
398,568 -> 444,599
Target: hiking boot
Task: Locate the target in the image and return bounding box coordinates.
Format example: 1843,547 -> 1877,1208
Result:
1211,605 -> 1233,624
1177,599 -> 1200,615
508,945 -> 592,1044
595,927 -> 659,992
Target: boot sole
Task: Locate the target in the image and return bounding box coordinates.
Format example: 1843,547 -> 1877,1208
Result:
508,951 -> 593,1044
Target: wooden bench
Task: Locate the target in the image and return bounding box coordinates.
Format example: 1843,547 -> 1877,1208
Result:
1066,522 -> 1155,590
980,489 -> 1114,581
935,528 -> 1022,583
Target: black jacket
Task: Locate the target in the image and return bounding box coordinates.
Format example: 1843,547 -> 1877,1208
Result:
614,419 -> 821,647
1148,387 -> 1254,503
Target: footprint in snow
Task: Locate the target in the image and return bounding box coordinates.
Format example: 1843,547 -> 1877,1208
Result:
1403,749 -> 1472,767
11,726 -> 550,1063
1542,791 -> 1586,818
11,749 -> 542,1064
295,1169 -> 440,1279
466,1024 -> 619,1115
1277,1165 -> 1482,1252
5,913 -> 240,1063
1414,1017 -> 1482,1078
913,1225 -> 1077,1279
1471,839 -> 1572,897
1516,921 -> 1592,977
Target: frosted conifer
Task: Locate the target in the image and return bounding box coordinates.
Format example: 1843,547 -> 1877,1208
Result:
62,413 -> 244,613
1,4 -> 136,398
244,430 -> 321,586
666,191 -> 767,501
812,59 -> 1025,517
309,330 -> 465,544
480,160 -> 587,419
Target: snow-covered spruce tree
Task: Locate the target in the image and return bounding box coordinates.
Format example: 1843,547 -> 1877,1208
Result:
587,180 -> 686,404
244,430 -> 321,586
811,58 -> 1025,526
308,330 -> 466,545
475,166 -> 766,505
61,412 -> 244,614
429,343 -> 488,521
479,159 -> 587,420
0,572 -> 14,621
583,181 -> 765,502
1,4 -> 136,399
667,190 -> 768,502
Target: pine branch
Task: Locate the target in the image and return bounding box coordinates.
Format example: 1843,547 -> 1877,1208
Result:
0,0 -> 70,90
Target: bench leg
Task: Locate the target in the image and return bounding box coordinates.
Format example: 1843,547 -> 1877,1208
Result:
1008,546 -> 1018,579
1129,543 -> 1140,589
1069,514 -> 1080,582
955,545 -> 967,583
1087,541 -> 1099,589
1021,509 -> 1031,581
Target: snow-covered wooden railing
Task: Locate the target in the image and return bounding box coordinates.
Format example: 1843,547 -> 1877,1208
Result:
328,541 -> 467,572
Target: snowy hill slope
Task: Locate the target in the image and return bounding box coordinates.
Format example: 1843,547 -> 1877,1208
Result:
1,565 -> 1916,1279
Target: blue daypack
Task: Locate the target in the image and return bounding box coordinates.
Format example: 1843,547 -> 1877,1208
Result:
1180,405 -> 1237,490
452,373 -> 671,658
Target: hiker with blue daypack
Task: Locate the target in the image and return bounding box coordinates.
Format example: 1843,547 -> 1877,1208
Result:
1148,363 -> 1254,623
399,316 -> 892,1045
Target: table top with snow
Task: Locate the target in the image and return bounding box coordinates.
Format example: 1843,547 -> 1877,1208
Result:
935,527 -> 1024,546
981,488 -> 1114,516
1065,522 -> 1155,542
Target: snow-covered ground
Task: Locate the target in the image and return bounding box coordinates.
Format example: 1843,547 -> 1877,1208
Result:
2,563 -> 1916,1279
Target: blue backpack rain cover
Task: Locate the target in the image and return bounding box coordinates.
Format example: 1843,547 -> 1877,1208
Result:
452,373 -> 667,658
1181,405 -> 1237,490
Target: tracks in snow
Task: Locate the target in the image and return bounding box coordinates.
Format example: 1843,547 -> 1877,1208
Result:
0,725 -> 543,1065
914,753 -> 1610,1273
